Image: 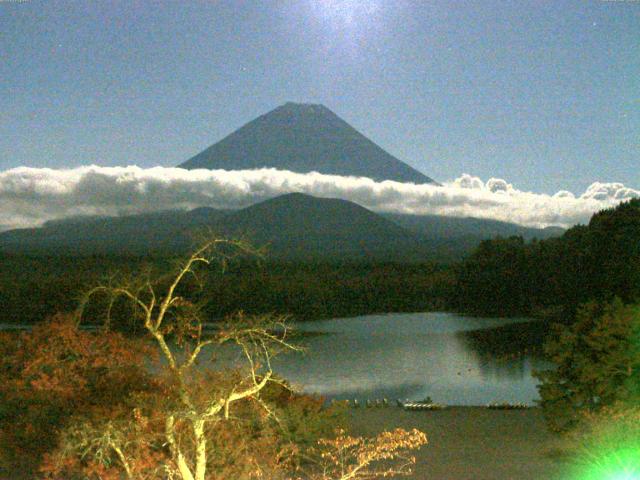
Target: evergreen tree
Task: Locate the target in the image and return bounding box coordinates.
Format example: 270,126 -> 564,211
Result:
534,299 -> 640,432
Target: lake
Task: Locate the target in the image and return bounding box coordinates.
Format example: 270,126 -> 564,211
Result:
268,312 -> 551,406
2,312 -> 550,406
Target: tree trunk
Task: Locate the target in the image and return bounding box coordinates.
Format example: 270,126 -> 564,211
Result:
194,419 -> 207,480
166,415 -> 196,480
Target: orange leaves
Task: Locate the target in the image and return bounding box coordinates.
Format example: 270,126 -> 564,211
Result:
29,371 -> 84,398
310,428 -> 427,480
42,407 -> 170,480
0,314 -> 154,477
12,314 -> 149,401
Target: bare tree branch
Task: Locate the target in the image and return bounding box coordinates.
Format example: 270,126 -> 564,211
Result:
76,237 -> 300,480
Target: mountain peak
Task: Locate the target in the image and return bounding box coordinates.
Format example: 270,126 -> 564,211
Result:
225,193 -> 424,260
249,191 -> 358,212
264,102 -> 339,124
179,104 -> 437,184
280,101 -> 327,110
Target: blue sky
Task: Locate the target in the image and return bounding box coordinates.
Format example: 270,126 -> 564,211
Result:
1,0 -> 638,194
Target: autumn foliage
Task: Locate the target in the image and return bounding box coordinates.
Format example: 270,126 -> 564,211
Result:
0,316 -> 346,479
305,428 -> 427,480
0,314 -> 155,478
0,239 -> 427,479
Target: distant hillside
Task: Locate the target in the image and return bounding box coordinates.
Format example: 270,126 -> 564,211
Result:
384,213 -> 564,261
179,102 -> 436,185
0,209 -> 227,256
0,193 -> 564,261
385,213 -> 564,241
0,194 -> 426,260
221,193 -> 427,261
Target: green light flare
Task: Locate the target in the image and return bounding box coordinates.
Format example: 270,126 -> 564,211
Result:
570,447 -> 640,480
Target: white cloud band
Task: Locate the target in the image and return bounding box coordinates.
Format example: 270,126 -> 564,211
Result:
0,166 -> 637,231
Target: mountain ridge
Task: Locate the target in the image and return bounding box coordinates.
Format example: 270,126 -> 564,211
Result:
219,192 -> 427,261
0,193 -> 563,261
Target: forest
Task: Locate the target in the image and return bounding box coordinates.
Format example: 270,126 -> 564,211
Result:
2,199 -> 638,328
453,198 -> 640,320
0,256 -> 455,327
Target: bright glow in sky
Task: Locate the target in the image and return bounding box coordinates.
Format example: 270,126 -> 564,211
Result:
309,0 -> 381,27
1,1 -> 639,194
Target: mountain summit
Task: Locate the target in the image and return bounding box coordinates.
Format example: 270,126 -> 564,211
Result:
179,102 -> 436,184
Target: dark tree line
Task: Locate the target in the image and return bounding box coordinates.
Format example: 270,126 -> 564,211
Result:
201,262 -> 453,320
453,199 -> 640,319
0,255 -> 455,327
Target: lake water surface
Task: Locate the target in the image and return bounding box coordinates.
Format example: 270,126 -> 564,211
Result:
3,312 -> 550,406
270,312 -> 550,406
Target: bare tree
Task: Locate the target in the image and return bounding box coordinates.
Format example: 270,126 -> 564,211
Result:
65,237 -> 427,480
77,238 -> 301,480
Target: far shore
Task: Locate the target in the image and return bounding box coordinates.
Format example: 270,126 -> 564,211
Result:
348,406 -> 568,480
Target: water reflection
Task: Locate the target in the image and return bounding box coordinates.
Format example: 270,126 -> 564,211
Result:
268,312 -> 551,405
1,313 -> 552,405
458,319 -> 550,382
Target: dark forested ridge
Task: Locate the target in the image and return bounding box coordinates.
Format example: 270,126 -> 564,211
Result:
0,209 -> 229,256
384,213 -> 564,242
2,198 -> 635,326
0,192 -> 575,327
453,199 -> 640,318
219,193 -> 430,261
0,254 -> 455,326
383,212 -> 564,263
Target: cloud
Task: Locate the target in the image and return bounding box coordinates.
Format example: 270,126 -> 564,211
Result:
0,165 -> 638,231
486,178 -> 512,194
